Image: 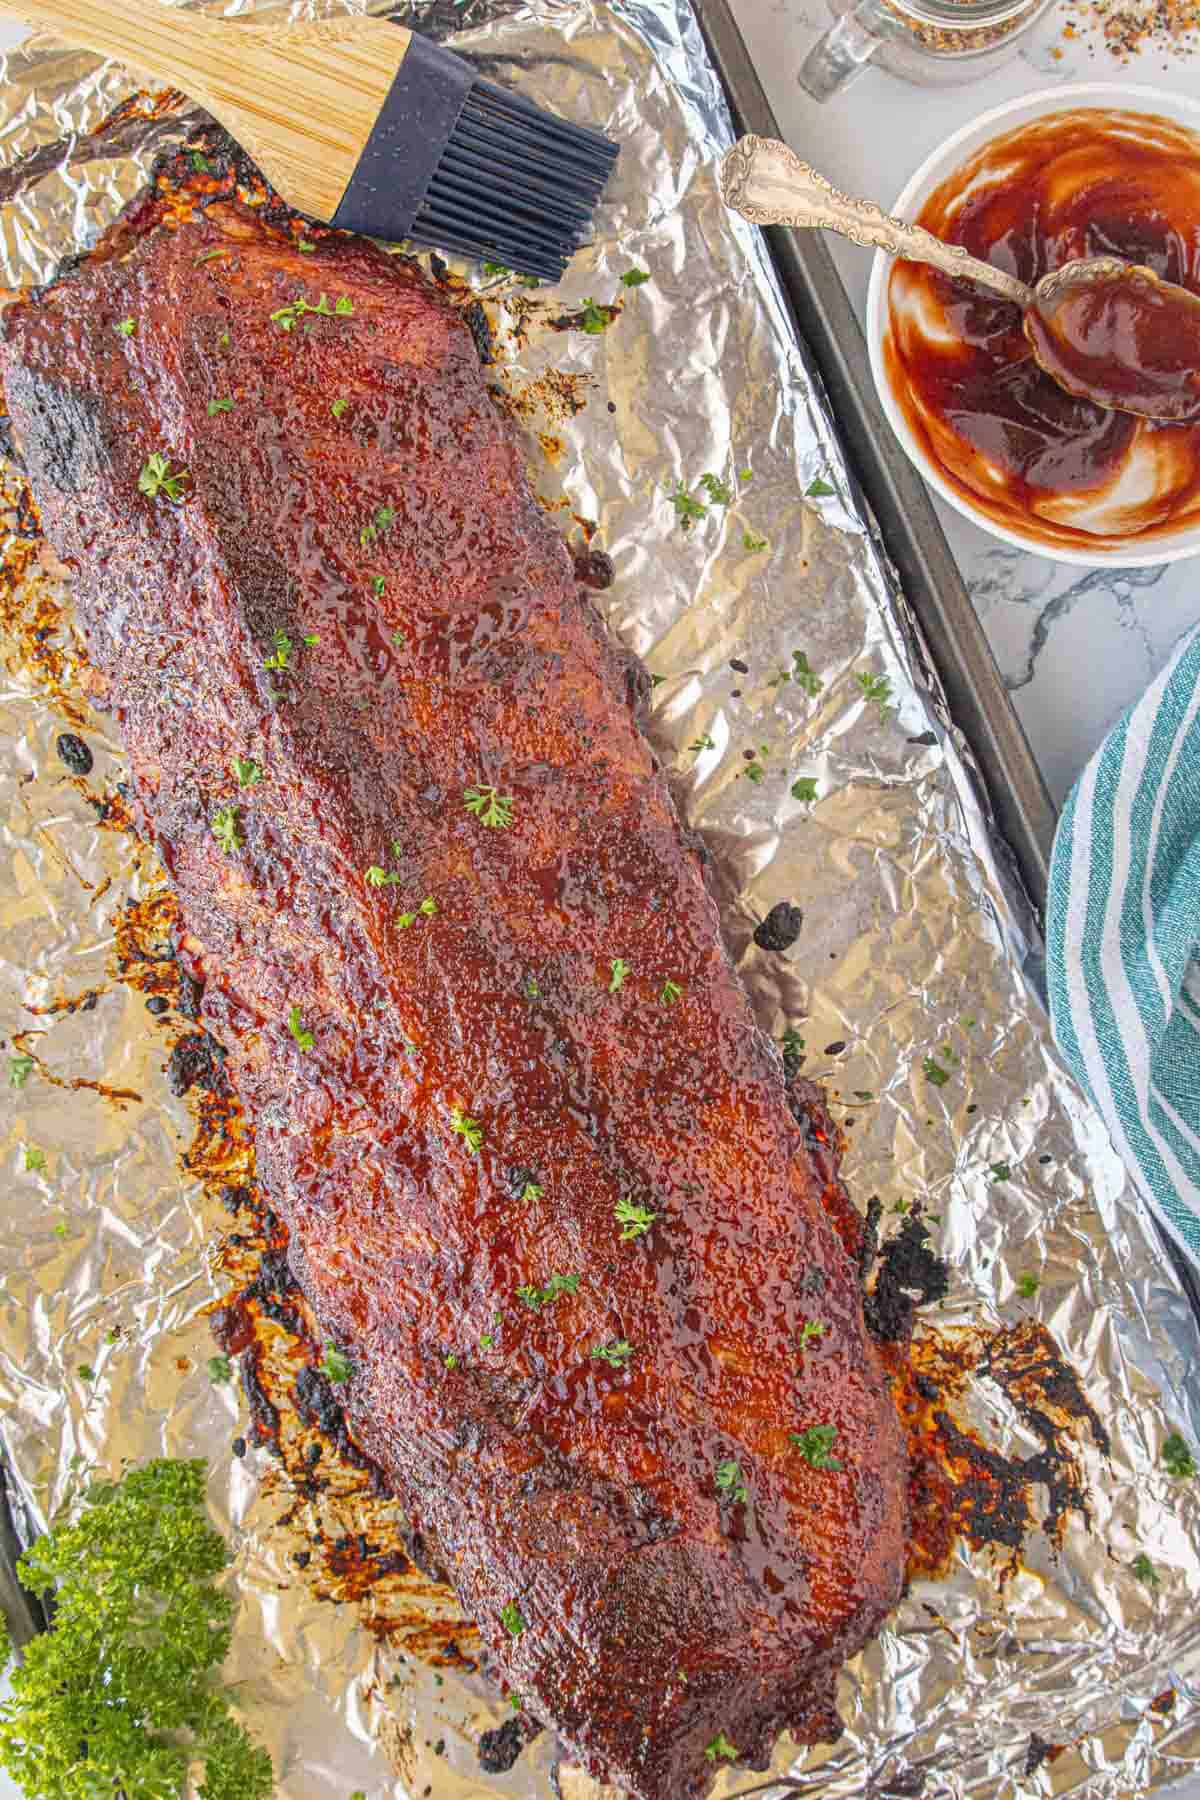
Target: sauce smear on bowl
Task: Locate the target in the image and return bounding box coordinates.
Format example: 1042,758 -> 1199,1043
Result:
885,108 -> 1200,552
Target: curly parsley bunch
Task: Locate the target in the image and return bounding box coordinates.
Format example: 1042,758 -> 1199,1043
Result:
0,1458 -> 272,1799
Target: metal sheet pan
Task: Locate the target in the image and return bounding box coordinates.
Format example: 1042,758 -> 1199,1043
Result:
685,0 -> 1200,1332
687,0 -> 1058,921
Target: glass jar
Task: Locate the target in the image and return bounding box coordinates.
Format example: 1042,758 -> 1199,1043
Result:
799,0 -> 1058,99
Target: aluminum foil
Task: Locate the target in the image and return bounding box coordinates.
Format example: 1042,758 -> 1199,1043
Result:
1,1 -> 1199,1796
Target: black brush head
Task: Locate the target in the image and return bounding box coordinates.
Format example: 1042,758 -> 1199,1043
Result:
332,32 -> 618,284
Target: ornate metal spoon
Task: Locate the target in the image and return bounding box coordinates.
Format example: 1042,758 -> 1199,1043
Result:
719,134 -> 1200,424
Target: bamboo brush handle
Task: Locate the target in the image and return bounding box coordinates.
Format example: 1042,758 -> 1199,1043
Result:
4,0 -> 417,223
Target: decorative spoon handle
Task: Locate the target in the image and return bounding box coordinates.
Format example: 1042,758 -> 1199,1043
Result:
718,133 -> 1034,310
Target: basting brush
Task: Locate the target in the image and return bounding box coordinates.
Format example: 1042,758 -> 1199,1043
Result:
9,0 -> 618,282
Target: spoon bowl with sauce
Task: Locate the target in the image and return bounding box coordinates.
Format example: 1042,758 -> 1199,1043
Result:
718,135 -> 1200,425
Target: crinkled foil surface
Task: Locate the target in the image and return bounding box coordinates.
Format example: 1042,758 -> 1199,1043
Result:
1,1 -> 1199,1796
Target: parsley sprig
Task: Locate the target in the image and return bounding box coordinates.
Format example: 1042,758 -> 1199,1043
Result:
0,1459 -> 273,1799
270,293 -> 354,331
287,1006 -> 314,1052
8,1054 -> 34,1088
516,1272 -> 580,1311
463,784 -> 514,829
715,1459 -> 747,1504
705,1732 -> 738,1763
788,1423 -> 842,1469
615,1195 -> 656,1240
138,453 -> 188,503
450,1106 -> 484,1153
591,1340 -> 634,1367
210,807 -> 242,855
1163,1432 -> 1197,1478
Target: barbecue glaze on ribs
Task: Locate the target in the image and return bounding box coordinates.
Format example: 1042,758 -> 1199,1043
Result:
0,198 -> 906,1799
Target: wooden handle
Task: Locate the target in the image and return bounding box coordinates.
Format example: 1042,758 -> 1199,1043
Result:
3,1 -> 415,225
718,133 -> 1034,309
6,0 -> 229,94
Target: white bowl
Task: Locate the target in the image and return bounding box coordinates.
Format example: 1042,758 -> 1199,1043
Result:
865,83 -> 1200,568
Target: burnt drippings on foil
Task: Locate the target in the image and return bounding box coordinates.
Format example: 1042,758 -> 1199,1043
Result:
884,1321 -> 1109,1583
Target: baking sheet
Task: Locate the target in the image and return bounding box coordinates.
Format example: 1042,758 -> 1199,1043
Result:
0,1 -> 1199,1796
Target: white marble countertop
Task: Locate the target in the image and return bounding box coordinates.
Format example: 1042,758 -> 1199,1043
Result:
719,0 -> 1200,807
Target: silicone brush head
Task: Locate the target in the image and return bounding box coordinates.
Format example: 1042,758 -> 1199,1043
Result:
331,36 -> 618,283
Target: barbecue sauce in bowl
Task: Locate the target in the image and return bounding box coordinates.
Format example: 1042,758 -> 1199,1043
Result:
884,108 -> 1200,552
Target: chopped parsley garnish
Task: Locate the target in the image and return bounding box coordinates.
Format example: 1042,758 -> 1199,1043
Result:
8,1053 -> 34,1088
287,1006 -> 314,1052
263,629 -> 292,671
115,318 -> 136,338
53,1221 -> 68,1238
798,1320 -> 825,1350
699,473 -> 733,505
270,292 -> 353,331
791,777 -> 818,804
218,330 -> 231,348
1163,1432 -> 1196,1478
742,530 -> 768,552
232,756 -> 262,787
319,1344 -> 352,1384
482,260 -> 511,276
705,1732 -> 738,1762
298,239 -> 316,253
856,670 -> 894,713
525,975 -> 540,999
520,1182 -> 543,1204
591,1340 -> 634,1367
781,1026 -> 805,1067
791,650 -> 824,696
714,1460 -> 747,1504
615,1195 -> 656,1241
77,1364 -> 95,1383
211,806 -> 243,854
23,1147 -> 45,1172
331,397 -> 349,418
359,503 -> 397,547
373,576 -> 386,597
0,1458 -> 273,1799
1132,1552 -> 1160,1587
668,482 -> 707,531
660,979 -> 682,1005
516,1273 -> 580,1310
500,1601 -> 526,1637
138,453 -> 188,503
390,625 -> 405,646
579,298 -> 610,334
608,957 -> 631,993
191,152 -> 212,173
444,1352 -> 459,1370
207,397 -> 233,416
301,632 -> 318,646
207,1354 -> 232,1384
989,1162 -> 1012,1182
744,761 -> 765,784
621,267 -> 651,287
397,896 -> 436,928
805,476 -> 837,498
463,784 -> 514,829
1016,1273 -> 1040,1298
922,1056 -> 950,1087
365,865 -> 401,887
450,1106 -> 484,1153
690,734 -> 715,753
788,1424 -> 842,1469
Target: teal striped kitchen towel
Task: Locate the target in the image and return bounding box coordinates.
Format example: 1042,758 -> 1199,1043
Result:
1046,622 -> 1200,1267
